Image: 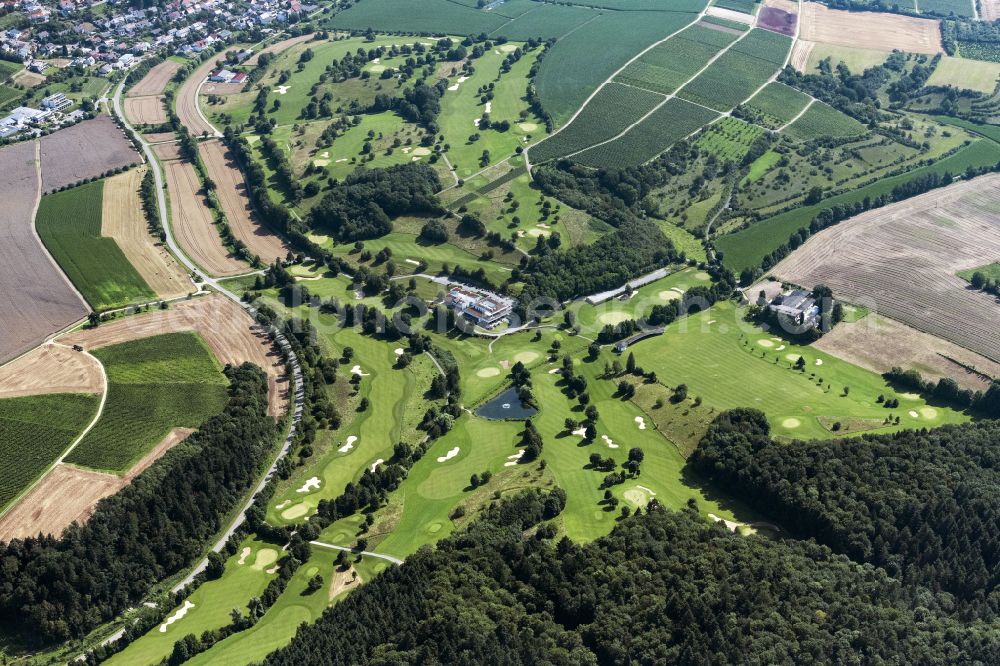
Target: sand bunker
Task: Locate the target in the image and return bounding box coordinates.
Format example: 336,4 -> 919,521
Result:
908,410 -> 919,418
815,359 -> 823,365
238,547 -> 251,565
350,365 -> 369,376
505,449 -> 525,467
624,484 -> 656,506
297,476 -> 321,493
785,354 -> 800,362
339,435 -> 358,453
602,435 -> 619,449
708,513 -> 742,532
781,418 -> 801,428
477,367 -> 501,378
275,500 -> 290,509
572,426 -> 587,437
394,348 -> 405,356
436,446 -> 460,463
371,458 -> 384,472
548,367 -> 561,374
276,85 -> 290,94
776,345 -> 786,351
635,416 -> 646,430
485,101 -> 492,113
159,600 -> 195,632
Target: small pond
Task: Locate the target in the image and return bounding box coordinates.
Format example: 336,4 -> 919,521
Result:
475,386 -> 538,420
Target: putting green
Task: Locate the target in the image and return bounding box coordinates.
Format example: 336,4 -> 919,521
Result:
253,548 -> 279,571
598,311 -> 634,325
756,339 -> 775,348
281,503 -> 310,520
476,367 -> 501,378
623,486 -> 653,506
781,418 -> 801,428
694,271 -> 711,280
920,407 -> 938,419
412,147 -> 431,156
518,122 -> 539,132
500,44 -> 519,52
785,353 -> 801,362
513,351 -> 539,364
369,64 -> 386,73
658,290 -> 682,301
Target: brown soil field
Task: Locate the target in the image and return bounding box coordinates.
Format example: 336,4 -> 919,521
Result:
144,131 -> 177,143
0,343 -> 102,399
202,81 -> 246,95
0,428 -> 193,541
176,56 -> 228,137
162,158 -> 248,276
39,116 -> 140,193
200,139 -> 290,264
64,294 -> 289,416
152,141 -> 183,162
245,33 -> 315,67
0,140 -> 88,363
984,0 -> 1000,21
790,40 -> 814,72
123,95 -> 167,125
814,313 -> 1000,391
799,3 -> 942,53
12,70 -> 44,87
772,174 -> 1000,363
127,60 -> 181,97
102,168 -> 192,299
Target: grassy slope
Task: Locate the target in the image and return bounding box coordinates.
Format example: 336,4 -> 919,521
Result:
36,180 -> 156,311
65,332 -> 228,472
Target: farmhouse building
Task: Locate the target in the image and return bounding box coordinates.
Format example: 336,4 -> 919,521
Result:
768,289 -> 820,330
445,286 -> 515,328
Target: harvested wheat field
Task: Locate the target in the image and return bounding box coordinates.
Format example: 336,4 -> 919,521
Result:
772,174 -> 1000,363
0,140 -> 88,363
152,140 -> 183,162
102,168 -> 191,299
0,343 -> 102,399
162,158 -> 248,276
64,294 -> 288,416
144,131 -> 176,144
176,56 -> 227,137
790,40 -> 814,72
39,116 -> 140,193
814,313 -> 1000,392
764,0 -> 799,12
200,139 -> 290,264
123,95 -> 167,125
705,5 -> 754,23
245,33 -> 315,67
127,60 -> 181,97
0,427 -> 193,541
799,2 -> 942,54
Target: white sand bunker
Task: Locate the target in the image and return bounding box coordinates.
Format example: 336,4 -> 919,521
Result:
373,57 -> 381,64
159,600 -> 195,632
401,146 -> 412,153
572,426 -> 587,437
297,476 -> 321,493
623,484 -> 657,506
781,418 -> 801,428
395,348 -> 405,356
276,85 -> 290,94
448,83 -> 459,91
658,290 -> 681,301
775,345 -> 786,351
548,367 -> 561,374
708,513 -> 742,532
757,339 -> 775,348
335,158 -> 348,163
405,258 -> 420,264
436,446 -> 460,463
602,435 -> 619,449
314,159 -> 329,167
477,367 -> 501,378
371,458 -> 384,472
909,410 -> 919,418
513,351 -> 539,364
350,365 -> 369,376
505,449 -> 525,467
635,416 -> 646,430
275,500 -> 290,509
339,435 -> 357,453
238,547 -> 251,565
473,118 -> 481,127
815,359 -> 823,365
518,122 -> 538,132
485,101 -> 492,113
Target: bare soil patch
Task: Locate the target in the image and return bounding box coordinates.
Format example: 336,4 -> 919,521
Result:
705,6 -> 754,23
39,116 -> 140,193
328,566 -> 360,601
12,70 -> 44,87
799,2 -> 942,53
152,141 -> 183,162
814,313 -> 1000,391
144,131 -> 177,144
199,139 -> 290,263
772,174 -> 1000,363
758,6 -> 797,36
0,428 -> 193,541
64,294 -> 288,416
127,60 -> 181,97
201,81 -> 246,95
0,140 -> 87,363
102,168 -> 191,299
123,95 -> 167,125
0,343 -> 102,398
162,158 -> 248,276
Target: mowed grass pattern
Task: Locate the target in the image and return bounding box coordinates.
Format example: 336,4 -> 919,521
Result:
36,180 -> 155,311
0,393 -> 99,510
65,332 -> 229,472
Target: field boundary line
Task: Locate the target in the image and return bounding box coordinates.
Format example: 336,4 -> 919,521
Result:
777,96 -> 815,132
0,343 -> 108,521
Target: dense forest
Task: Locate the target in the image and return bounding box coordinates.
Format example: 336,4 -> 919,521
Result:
0,364 -> 277,644
264,489 -> 1000,665
690,410 -> 1000,617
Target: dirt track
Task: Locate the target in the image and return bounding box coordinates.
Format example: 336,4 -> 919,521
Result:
176,56 -> 226,136
123,95 -> 167,125
0,343 -> 102,398
102,168 -> 192,299
64,294 -> 288,416
127,60 -> 181,97
39,116 -> 140,192
0,427 -> 193,541
162,158 -> 248,276
799,2 -> 942,54
0,140 -> 88,363
200,139 -> 290,264
772,174 -> 1000,363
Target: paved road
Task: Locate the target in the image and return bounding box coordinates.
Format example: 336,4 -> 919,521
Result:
111,80 -> 305,594
310,540 -> 404,565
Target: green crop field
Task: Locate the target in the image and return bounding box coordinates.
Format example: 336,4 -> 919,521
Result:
713,0 -> 757,13
919,0 -> 973,16
528,82 -> 664,163
717,138 -> 1000,271
35,180 -> 156,312
0,60 -> 20,83
678,32 -> 789,111
0,83 -> 21,108
0,393 -> 99,511
65,332 -> 229,472
615,24 -> 737,94
495,2 -> 599,41
573,97 -> 719,168
327,0 -> 507,35
784,101 -> 867,140
743,82 -> 811,129
695,116 -> 765,161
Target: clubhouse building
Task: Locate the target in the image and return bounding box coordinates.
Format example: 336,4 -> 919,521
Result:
445,286 -> 515,329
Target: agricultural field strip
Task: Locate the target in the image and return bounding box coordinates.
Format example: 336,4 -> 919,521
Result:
563,7 -> 802,162
776,96 -> 815,132
0,342 -> 107,521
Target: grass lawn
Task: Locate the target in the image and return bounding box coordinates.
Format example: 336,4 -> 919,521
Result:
0,393 -> 99,511
628,301 -> 968,442
104,538 -> 280,666
958,262 -> 1000,283
65,332 -> 229,472
927,56 -> 1000,94
36,181 -> 156,311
